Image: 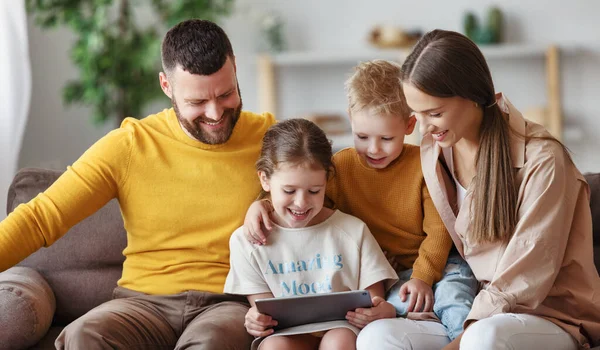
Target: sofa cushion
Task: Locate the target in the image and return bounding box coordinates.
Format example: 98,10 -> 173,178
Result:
0,267 -> 55,350
585,172 -> 600,272
6,168 -> 127,325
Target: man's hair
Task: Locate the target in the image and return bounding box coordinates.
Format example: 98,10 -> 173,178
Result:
161,19 -> 234,76
345,59 -> 410,118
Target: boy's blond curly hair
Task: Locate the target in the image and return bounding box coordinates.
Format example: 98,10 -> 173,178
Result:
345,59 -> 411,118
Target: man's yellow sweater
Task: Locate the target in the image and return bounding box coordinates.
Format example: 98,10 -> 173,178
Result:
0,108 -> 275,295
326,145 -> 452,286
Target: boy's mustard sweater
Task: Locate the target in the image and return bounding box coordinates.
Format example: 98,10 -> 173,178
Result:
0,109 -> 275,295
326,145 -> 452,286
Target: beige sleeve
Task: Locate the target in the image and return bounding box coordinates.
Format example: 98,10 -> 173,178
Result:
357,223 -> 399,291
224,228 -> 271,295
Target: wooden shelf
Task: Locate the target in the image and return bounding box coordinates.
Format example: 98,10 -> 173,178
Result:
258,44 -> 565,143
265,44 -> 563,66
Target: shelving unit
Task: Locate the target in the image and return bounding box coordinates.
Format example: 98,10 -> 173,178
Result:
258,44 -> 564,148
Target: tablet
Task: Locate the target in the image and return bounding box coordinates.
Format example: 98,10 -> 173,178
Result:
255,290 -> 373,330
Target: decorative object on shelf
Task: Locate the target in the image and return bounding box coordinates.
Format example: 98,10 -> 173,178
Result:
368,26 -> 422,49
303,114 -> 350,136
26,0 -> 234,126
258,11 -> 286,53
463,7 -> 504,44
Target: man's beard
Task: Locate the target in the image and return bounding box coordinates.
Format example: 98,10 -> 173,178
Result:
173,97 -> 242,145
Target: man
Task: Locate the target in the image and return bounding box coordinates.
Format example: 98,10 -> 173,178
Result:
0,19 -> 275,349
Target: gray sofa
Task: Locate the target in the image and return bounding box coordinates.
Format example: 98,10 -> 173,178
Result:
0,168 -> 599,349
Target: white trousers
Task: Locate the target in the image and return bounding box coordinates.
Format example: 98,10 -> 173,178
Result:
461,313 -> 579,350
356,314 -> 578,350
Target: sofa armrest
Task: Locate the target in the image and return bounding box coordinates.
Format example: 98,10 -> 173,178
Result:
0,267 -> 56,350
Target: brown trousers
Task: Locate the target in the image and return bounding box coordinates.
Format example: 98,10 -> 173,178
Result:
55,286 -> 253,350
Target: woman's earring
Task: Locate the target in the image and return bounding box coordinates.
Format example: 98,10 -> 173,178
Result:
474,102 -> 479,108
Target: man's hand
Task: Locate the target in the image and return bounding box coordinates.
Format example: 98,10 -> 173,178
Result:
399,278 -> 434,312
244,306 -> 278,337
243,199 -> 274,245
345,296 -> 396,329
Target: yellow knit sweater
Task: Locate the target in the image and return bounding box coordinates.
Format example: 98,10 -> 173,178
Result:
326,145 -> 452,285
0,108 -> 275,294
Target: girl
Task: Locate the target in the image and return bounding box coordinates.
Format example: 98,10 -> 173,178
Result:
224,119 -> 398,350
357,29 -> 600,350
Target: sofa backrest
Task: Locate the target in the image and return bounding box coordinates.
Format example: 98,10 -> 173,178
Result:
5,169 -> 600,325
585,173 -> 600,271
7,168 -> 126,326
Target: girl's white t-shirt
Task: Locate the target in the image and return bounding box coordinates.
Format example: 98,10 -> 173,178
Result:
224,210 -> 398,346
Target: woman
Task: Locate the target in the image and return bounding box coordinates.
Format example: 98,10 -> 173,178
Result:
356,29 -> 600,350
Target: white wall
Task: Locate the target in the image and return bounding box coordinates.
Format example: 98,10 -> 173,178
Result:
21,0 -> 600,173
21,24 -> 114,170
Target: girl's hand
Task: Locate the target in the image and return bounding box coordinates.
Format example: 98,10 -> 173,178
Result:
399,278 -> 434,312
345,296 -> 396,329
244,306 -> 278,337
243,199 -> 274,245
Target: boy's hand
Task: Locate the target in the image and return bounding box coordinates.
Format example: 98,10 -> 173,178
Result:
244,306 -> 278,337
399,278 -> 434,312
243,199 -> 274,245
345,296 -> 396,329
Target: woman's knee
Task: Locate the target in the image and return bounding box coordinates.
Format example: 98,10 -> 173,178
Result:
460,314 -> 579,350
460,320 -> 501,350
460,315 -> 519,350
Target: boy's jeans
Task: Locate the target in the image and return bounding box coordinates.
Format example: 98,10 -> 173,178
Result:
386,254 -> 478,340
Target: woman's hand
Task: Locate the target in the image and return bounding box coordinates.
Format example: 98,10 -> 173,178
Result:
244,306 -> 278,337
345,296 -> 396,329
399,278 -> 434,312
243,199 -> 274,245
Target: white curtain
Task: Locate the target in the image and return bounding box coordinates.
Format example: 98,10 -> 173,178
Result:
0,1 -> 31,219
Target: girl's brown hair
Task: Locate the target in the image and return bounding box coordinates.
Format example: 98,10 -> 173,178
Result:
401,29 -> 517,243
256,119 -> 334,186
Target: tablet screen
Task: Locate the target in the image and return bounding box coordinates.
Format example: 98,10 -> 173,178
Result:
255,290 -> 372,330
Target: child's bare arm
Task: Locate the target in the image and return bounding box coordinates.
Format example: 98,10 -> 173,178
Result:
245,292 -> 277,337
243,199 -> 274,245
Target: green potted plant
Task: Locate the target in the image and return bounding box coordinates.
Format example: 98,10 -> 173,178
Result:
27,0 -> 234,126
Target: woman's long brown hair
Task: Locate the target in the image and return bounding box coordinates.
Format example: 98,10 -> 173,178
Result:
401,29 -> 517,243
